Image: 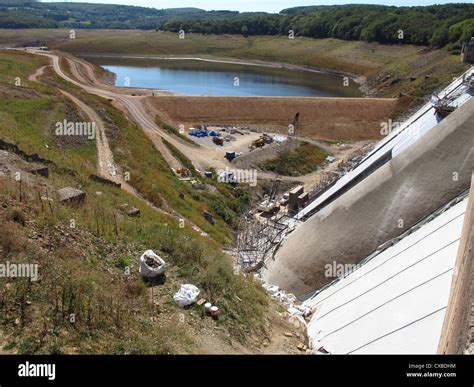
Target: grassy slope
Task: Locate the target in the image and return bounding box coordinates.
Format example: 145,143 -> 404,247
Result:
0,51 -> 97,174
262,142 -> 328,176
155,116 -> 196,145
0,50 -> 268,354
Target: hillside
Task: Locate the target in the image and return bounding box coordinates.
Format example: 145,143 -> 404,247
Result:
0,1 -> 473,50
0,49 -> 306,354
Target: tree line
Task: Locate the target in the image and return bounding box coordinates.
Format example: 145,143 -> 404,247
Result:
0,1 -> 473,49
163,4 -> 474,49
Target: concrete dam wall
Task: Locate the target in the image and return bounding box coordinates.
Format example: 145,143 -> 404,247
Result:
262,97 -> 474,297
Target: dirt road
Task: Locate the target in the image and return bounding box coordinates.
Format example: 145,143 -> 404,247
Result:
31,50 -> 183,171
60,89 -> 118,179
28,53 -> 208,237
28,64 -> 48,82
29,62 -> 119,181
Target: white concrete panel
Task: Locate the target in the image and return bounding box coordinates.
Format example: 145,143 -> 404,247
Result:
297,67 -> 474,220
305,198 -> 468,354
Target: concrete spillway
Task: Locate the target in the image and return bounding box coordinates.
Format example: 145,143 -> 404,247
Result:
304,194 -> 469,354
262,75 -> 474,297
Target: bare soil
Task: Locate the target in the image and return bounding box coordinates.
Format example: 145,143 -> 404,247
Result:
144,95 -> 399,142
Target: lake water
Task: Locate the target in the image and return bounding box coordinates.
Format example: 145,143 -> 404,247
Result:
88,57 -> 361,97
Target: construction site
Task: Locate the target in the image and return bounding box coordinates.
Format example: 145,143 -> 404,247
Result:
58,46 -> 474,355
1,42 -> 470,358
237,68 -> 474,355
3,3 -> 474,385
0,22 -> 473,362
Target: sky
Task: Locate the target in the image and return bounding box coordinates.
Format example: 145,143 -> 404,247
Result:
42,0 -> 473,13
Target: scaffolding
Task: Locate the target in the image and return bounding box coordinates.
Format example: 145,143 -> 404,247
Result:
236,212 -> 294,273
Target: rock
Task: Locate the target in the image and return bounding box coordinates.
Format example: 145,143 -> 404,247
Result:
26,164 -> 48,178
119,204 -> 140,217
203,211 -> 215,225
297,343 -> 305,351
57,187 -> 86,205
125,207 -> 140,217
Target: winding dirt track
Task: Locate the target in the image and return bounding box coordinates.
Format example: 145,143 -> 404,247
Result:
61,89 -> 118,178
27,50 -> 208,237
28,64 -> 48,82
32,50 -> 184,170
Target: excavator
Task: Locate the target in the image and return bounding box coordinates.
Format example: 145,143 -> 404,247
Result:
249,133 -> 273,150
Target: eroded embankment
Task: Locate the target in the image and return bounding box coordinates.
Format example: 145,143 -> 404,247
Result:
144,96 -> 399,141
263,97 -> 474,297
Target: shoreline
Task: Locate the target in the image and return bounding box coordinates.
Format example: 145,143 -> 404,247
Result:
77,53 -> 369,96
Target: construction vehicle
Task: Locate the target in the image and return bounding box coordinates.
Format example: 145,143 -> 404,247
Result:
249,137 -> 265,149
249,133 -> 273,150
263,133 -> 273,144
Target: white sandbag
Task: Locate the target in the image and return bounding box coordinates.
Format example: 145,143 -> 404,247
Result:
173,284 -> 200,307
139,250 -> 166,278
263,284 -> 280,295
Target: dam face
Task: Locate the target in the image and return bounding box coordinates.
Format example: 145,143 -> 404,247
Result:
262,96 -> 474,298
144,96 -> 398,141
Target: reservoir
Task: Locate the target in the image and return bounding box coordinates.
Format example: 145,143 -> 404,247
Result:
87,57 -> 361,97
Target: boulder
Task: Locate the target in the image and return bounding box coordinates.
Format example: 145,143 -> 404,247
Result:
26,164 -> 49,178
119,203 -> 140,217
57,187 -> 86,205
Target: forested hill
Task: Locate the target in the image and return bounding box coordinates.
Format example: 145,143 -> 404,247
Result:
0,1 -> 473,49
162,4 -> 474,49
